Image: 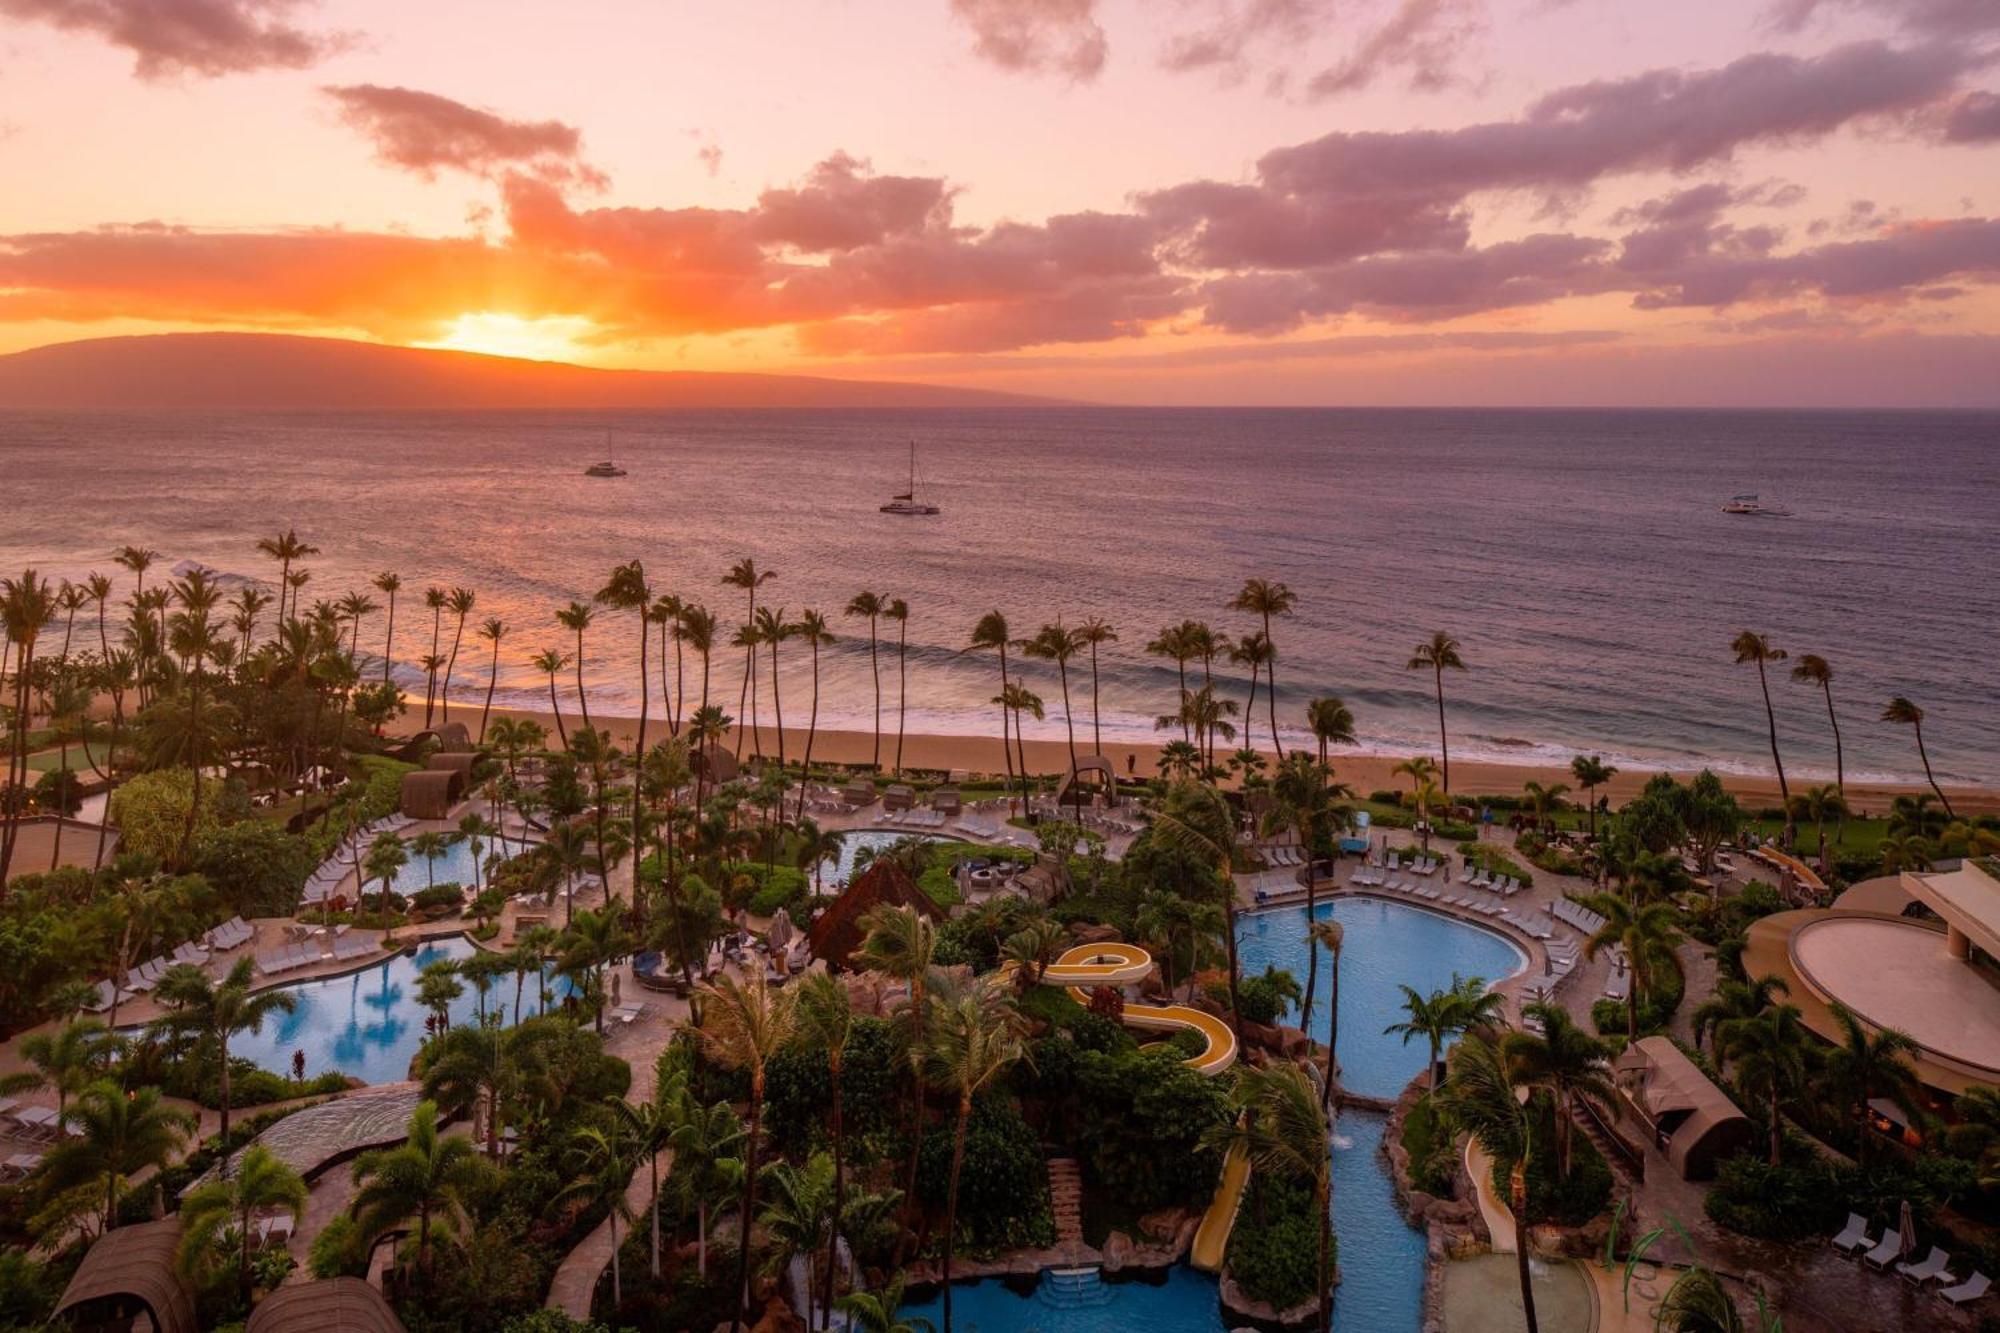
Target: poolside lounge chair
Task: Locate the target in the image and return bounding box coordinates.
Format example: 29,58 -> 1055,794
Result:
1829,1213 -> 1874,1254
172,942 -> 209,966
1900,1247 -> 1952,1284
1941,1271 -> 1993,1305
84,979 -> 117,1012
1861,1233 -> 1908,1268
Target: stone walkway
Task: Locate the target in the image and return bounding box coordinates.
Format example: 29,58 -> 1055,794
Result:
1047,1158 -> 1083,1247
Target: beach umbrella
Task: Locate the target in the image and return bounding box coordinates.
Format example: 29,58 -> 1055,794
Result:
1898,1200 -> 1917,1260
768,907 -> 795,951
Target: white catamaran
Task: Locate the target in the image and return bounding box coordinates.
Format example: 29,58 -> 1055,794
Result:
880,441 -> 940,515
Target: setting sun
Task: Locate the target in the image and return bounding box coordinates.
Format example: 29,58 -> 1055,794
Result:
417,312 -> 600,364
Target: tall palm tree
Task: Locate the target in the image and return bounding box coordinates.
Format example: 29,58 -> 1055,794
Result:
1578,893 -> 1683,1041
838,1276 -> 935,1333
434,587 -> 475,723
1,570 -> 56,888
531,647 -> 573,748
1502,1002 -> 1613,1181
422,586 -> 448,725
967,612 -> 1023,813
1268,752 -> 1339,1035
1790,653 -> 1843,800
1205,1062 -> 1334,1333
663,1069 -> 746,1280
696,970 -> 799,1333
922,973 -> 1030,1333
1146,622 -> 1195,744
372,572 -> 402,683
1385,975 -> 1496,1093
0,1018 -> 120,1116
335,590 -> 378,664
757,1154 -> 835,1328
1305,695 -> 1355,773
1568,755 -> 1616,839
597,561 -> 653,853
885,598 -> 911,776
555,600 -> 596,734
43,1080 -> 194,1232
847,591 -> 885,772
794,610 -> 835,821
1882,695 -> 1954,818
753,606 -> 794,770
1310,918 -> 1344,1111
999,682 -> 1043,800
1731,630 -> 1793,842
1691,973 -> 1790,1052
722,560 -> 775,759
680,603 -> 719,731
560,1120 -> 639,1307
1819,1001 -> 1924,1165
350,1100 -> 487,1286
1228,631 -> 1272,759
177,1143 -> 306,1303
1788,784 -> 1848,876
1148,783 -> 1252,1054
799,970 -> 856,1324
152,957 -> 297,1153
255,528 -> 318,622
1716,1003 -> 1810,1166
1025,621 -> 1083,804
1406,631 -> 1466,795
652,592 -> 688,737
420,1019 -> 519,1158
1520,780 -> 1569,830
1230,578 -> 1296,759
856,903 -> 939,1255
474,617 -> 507,743
1439,1034 -> 1538,1333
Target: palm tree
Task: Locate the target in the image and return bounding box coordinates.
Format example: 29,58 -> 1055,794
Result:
152,957 -> 297,1153
350,1100 -> 487,1285
679,603 -> 719,733
838,1276 -> 935,1333
422,586 -> 448,725
922,973 -> 1030,1333
531,647 -> 572,748
1230,578 -> 1295,759
847,591 -> 885,772
335,589 -> 378,664
1026,620 -> 1085,810
1788,784 -> 1848,876
967,612 -> 1023,813
1075,616 -> 1116,756
1385,974 -> 1498,1093
1882,695 -> 1954,818
1691,974 -> 1789,1052
1716,1003 -> 1810,1165
1268,753 -> 1339,1031
365,832 -> 409,907
664,1071 -> 746,1280
799,971 -> 856,1323
1146,622 -> 1196,745
1309,918 -> 1345,1112
1568,755 -> 1616,839
651,593 -> 688,736
1731,631 -> 1793,843
177,1143 -> 306,1302
474,617 -> 507,743
753,605 -> 794,770
885,598 -> 911,776
42,1080 -> 193,1232
438,587 -> 476,723
255,528 -> 318,622
696,970 -> 799,1332
560,1121 -> 639,1307
1227,631 -> 1272,759
420,1020 -> 517,1158
597,557 -> 652,763
794,610 -> 836,820
757,1153 -> 835,1326
0,1018 -> 120,1115
1790,653 -> 1843,800
1820,1001 -> 1924,1165
372,572 -> 402,683
1521,780 -> 1569,831
731,621 -> 764,756
555,600 -> 596,733
1,570 -> 57,888
722,559 -> 775,759
1148,783 -> 1252,1054
999,683 -> 1043,806
1407,631 -> 1467,795
1502,1003 -> 1613,1181
1439,1034 -> 1538,1333
1305,695 -> 1355,774
1205,1061 -> 1334,1333
1578,894 -> 1684,1041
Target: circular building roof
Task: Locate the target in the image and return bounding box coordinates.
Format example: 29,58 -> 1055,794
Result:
1792,916 -> 2000,1079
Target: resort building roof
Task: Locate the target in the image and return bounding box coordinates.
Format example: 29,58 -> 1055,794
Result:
1614,1037 -> 1755,1180
400,768 -> 465,820
245,1278 -> 407,1333
1902,859 -> 2000,963
53,1218 -> 198,1333
807,859 -> 943,968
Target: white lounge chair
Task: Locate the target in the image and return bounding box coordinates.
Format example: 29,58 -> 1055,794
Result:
1900,1247 -> 1952,1284
1861,1233 -> 1908,1268
1829,1213 -> 1873,1254
1941,1272 -> 1992,1306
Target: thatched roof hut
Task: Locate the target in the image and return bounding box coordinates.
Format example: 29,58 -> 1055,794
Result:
426,751 -> 477,778
841,778 -> 878,807
931,786 -> 963,815
53,1218 -> 198,1333
400,769 -> 464,820
883,783 -> 916,812
432,722 -> 473,753
693,746 -> 740,786
807,859 -> 944,968
1616,1037 -> 1756,1180
246,1278 -> 407,1333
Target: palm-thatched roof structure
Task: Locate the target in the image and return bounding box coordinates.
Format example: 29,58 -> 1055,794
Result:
806,858 -> 943,968
52,1218 -> 198,1333
399,768 -> 464,820
246,1278 -> 407,1333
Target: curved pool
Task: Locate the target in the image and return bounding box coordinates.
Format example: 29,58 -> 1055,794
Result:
228,936 -> 565,1084
820,829 -> 961,886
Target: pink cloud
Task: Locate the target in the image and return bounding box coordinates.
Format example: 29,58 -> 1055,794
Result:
949,0 -> 1107,79
1304,0 -> 1483,97
1766,0 -> 2000,37
324,85 -> 608,189
1157,0 -> 1330,74
0,0 -> 343,77
1946,91 -> 2000,141
749,153 -> 953,252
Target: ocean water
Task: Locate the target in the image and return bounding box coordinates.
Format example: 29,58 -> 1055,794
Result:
4,407 -> 1996,784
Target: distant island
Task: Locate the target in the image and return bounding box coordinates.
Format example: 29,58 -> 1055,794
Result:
0,333 -> 1058,410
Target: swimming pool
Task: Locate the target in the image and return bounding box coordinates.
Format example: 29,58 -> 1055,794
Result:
385,837 -> 486,895
900,1264 -> 1228,1333
820,829 -> 959,886
228,936 -> 563,1084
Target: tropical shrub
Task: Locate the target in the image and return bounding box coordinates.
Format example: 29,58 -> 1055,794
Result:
1229,966 -> 1301,1026
109,768 -> 224,864
1455,842 -> 1534,888
1069,1047 -> 1230,1210
1226,1172 -> 1327,1310
1400,1096 -> 1457,1198
193,820 -> 312,916
1508,1106 -> 1612,1226
763,1017 -> 900,1152
914,1095 -> 1055,1254
33,767 -> 83,816
1703,1152 -> 1841,1240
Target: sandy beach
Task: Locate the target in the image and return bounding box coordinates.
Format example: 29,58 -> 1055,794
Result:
460,701 -> 1997,817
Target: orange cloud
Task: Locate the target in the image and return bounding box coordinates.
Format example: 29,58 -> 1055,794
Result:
324,84 -> 608,189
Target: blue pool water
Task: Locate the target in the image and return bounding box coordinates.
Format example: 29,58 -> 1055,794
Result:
821,829 -> 959,886
899,900 -> 1518,1331
385,838 -> 486,894
228,936 -> 561,1083
1235,895 -> 1526,1098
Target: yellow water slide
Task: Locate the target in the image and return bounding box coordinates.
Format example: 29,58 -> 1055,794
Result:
1028,942 -> 1248,1269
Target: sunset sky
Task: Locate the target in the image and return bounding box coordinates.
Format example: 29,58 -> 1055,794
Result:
2,0 -> 1997,403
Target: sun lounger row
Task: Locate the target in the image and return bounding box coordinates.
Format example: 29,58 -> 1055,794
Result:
1832,1214 -> 1992,1305
1465,867 -> 1524,895
205,916 -> 254,950
114,943 -> 213,998
608,1001 -> 652,1025
879,808 -> 953,829
0,1148 -> 45,1181
1263,844 -> 1306,868
331,932 -> 380,962
2,1103 -> 69,1140
256,942 -> 325,977
1549,897 -> 1607,936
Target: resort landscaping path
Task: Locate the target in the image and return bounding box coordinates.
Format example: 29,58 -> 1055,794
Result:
1047,1158 -> 1083,1247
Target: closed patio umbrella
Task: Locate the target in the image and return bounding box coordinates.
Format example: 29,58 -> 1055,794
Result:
768,907 -> 795,952
1898,1199 -> 1917,1261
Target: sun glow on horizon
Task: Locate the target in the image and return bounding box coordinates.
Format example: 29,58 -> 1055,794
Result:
416,312 -> 601,364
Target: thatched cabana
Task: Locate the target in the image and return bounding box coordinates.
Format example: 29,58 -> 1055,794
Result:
53,1218 -> 198,1333
246,1278 -> 407,1333
882,783 -> 916,812
841,778 -> 877,807
931,786 -> 963,815
399,769 -> 464,820
426,751 -> 477,779
1616,1037 -> 1756,1180
807,859 -> 943,968
693,746 -> 740,786
432,722 -> 473,753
